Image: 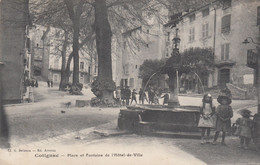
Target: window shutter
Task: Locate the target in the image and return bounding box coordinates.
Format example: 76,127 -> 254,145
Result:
206,23 -> 209,37
202,24 -> 205,38
193,28 -> 195,41
225,44 -> 230,60
257,6 -> 260,25
221,15 -> 231,33
221,45 -> 225,60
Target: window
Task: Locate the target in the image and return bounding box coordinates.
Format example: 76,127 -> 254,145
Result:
53,74 -> 58,82
222,0 -> 231,9
80,62 -> 84,70
80,73 -> 84,78
167,32 -> 170,41
221,43 -> 230,60
124,64 -> 129,75
54,59 -> 59,69
189,14 -> 196,23
257,6 -> 260,25
202,8 -> 209,17
189,27 -> 195,42
130,78 -> 134,88
202,23 -> 209,38
26,38 -> 31,52
55,31 -> 60,38
123,41 -> 126,49
80,73 -> 84,83
135,65 -> 138,69
94,66 -> 97,74
166,48 -> 170,58
221,14 -> 231,33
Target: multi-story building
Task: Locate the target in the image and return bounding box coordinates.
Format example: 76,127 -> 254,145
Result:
118,4 -> 168,90
164,0 -> 260,90
29,25 -> 97,86
0,0 -> 30,103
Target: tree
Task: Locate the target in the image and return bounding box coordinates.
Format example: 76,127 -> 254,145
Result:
180,47 -> 214,76
180,47 -> 215,92
30,0 -> 95,91
30,0 -> 215,100
139,59 -> 165,88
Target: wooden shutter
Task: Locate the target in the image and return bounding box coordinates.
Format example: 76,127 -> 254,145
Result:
221,15 -> 231,33
221,45 -> 225,60
225,44 -> 230,60
257,6 -> 260,25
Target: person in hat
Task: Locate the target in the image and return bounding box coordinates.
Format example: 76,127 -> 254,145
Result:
115,86 -> 121,105
161,92 -> 169,105
125,86 -> 131,106
212,94 -> 233,145
130,89 -> 137,105
198,93 -> 216,144
235,109 -> 253,149
139,88 -> 147,104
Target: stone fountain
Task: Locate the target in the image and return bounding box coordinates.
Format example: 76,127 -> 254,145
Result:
117,29 -> 201,138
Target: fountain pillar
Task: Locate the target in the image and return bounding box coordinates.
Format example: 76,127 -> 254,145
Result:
168,71 -> 180,108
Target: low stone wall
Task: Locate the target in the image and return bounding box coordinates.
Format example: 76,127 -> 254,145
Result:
226,83 -> 247,100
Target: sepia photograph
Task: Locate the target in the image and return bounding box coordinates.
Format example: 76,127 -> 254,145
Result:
0,0 -> 260,164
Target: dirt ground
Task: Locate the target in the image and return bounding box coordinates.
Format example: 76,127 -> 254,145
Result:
174,135 -> 260,165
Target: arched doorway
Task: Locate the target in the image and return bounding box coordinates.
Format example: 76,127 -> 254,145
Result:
219,69 -> 230,87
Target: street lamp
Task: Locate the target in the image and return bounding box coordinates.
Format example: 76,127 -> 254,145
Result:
242,37 -> 260,114
172,28 -> 180,54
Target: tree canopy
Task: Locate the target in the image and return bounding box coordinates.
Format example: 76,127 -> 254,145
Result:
139,59 -> 166,87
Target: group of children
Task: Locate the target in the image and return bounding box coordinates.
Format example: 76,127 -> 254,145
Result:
198,92 -> 255,149
115,87 -> 170,106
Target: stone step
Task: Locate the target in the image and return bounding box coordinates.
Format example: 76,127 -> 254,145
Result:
139,131 -> 201,139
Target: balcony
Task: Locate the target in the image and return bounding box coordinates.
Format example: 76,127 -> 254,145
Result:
214,59 -> 235,68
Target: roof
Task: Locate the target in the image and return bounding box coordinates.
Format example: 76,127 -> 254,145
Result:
164,0 -> 219,27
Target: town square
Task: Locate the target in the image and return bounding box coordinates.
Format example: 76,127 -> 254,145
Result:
0,0 -> 260,164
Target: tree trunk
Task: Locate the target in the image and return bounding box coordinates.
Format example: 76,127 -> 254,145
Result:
72,21 -> 80,85
64,0 -> 82,87
94,0 -> 114,101
65,54 -> 73,84
59,30 -> 69,91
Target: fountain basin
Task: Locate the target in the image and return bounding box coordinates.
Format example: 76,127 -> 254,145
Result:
118,105 -> 201,137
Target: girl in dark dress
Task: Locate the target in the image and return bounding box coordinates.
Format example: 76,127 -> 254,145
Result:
212,94 -> 233,145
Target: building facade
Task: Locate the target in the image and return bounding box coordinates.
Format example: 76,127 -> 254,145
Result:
118,4 -> 168,90
164,0 -> 260,90
29,25 -> 97,86
0,0 -> 30,103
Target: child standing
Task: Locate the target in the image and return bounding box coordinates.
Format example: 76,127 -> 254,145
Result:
198,94 -> 215,144
236,109 -> 253,149
212,94 -> 233,145
130,89 -> 137,105
161,92 -> 169,105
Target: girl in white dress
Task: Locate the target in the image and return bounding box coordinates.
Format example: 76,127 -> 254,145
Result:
198,93 -> 216,144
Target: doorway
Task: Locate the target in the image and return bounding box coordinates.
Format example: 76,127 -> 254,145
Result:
219,69 -> 230,87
